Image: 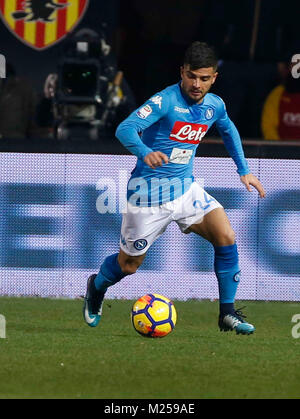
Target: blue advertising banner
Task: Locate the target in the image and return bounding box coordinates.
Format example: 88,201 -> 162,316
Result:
0,153 -> 299,301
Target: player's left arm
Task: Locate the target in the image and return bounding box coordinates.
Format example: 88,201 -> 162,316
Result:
240,173 -> 266,198
215,98 -> 266,198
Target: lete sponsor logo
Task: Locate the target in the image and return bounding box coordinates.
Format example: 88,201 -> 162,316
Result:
169,121 -> 208,144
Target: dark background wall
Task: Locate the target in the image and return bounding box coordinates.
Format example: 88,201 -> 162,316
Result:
0,0 -> 119,93
0,0 -> 300,139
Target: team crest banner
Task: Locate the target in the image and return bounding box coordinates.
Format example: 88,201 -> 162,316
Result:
0,0 -> 89,50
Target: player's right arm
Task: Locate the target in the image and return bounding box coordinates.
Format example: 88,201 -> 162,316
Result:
115,94 -> 169,168
214,97 -> 250,176
215,96 -> 266,198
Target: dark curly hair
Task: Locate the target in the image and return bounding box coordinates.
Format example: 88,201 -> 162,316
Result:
184,41 -> 218,70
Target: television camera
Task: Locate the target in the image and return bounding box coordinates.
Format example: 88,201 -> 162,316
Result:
51,28 -> 123,140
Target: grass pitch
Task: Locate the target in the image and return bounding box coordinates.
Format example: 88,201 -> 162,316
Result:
0,297 -> 300,399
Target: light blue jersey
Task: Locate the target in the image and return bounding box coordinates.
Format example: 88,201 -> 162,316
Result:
116,82 -> 249,206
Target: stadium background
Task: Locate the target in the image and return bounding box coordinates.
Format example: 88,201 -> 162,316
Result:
0,0 -> 299,302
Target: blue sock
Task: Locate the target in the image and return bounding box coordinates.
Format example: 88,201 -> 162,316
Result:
94,253 -> 127,292
214,244 -> 241,315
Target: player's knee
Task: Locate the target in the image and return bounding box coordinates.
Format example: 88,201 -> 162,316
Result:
214,228 -> 236,246
224,228 -> 235,245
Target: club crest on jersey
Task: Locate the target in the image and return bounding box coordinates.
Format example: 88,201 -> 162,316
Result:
0,0 -> 90,50
169,121 -> 208,144
137,104 -> 152,119
205,108 -> 214,120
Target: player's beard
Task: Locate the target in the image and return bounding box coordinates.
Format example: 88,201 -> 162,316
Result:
181,82 -> 210,104
189,89 -> 205,103
186,87 -> 208,104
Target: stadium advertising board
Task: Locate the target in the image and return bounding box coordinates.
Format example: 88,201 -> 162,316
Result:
0,153 -> 299,301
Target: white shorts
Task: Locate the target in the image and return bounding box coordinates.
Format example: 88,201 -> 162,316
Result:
120,182 -> 223,256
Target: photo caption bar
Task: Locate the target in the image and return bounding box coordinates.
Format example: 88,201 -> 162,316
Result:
102,401 -> 201,416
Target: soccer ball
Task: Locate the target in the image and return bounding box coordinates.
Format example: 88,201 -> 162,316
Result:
131,293 -> 177,338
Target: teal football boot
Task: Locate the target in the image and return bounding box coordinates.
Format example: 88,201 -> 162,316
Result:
83,274 -> 105,327
219,307 -> 255,335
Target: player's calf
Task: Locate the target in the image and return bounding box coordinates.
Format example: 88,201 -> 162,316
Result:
118,250 -> 146,275
83,253 -> 128,327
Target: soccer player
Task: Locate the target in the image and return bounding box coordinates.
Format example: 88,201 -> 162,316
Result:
83,41 -> 266,335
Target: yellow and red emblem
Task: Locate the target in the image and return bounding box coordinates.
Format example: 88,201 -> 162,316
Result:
0,0 -> 89,50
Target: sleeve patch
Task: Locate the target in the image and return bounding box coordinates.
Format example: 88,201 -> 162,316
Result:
136,104 -> 153,119
150,95 -> 163,109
